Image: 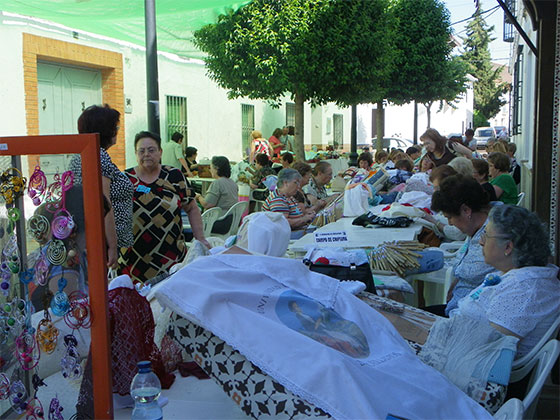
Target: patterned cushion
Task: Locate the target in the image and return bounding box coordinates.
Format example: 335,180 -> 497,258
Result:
168,313 -> 330,419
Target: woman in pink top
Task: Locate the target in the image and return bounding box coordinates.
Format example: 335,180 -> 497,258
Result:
268,128 -> 285,158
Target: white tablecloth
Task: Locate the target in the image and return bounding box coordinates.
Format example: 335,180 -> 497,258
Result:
288,217 -> 423,253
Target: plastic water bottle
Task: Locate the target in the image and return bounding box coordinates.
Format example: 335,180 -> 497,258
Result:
130,361 -> 163,420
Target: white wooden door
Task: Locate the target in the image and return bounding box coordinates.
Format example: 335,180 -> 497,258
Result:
37,62 -> 102,179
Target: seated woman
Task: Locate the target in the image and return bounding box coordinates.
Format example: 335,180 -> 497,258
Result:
357,152 -> 373,170
373,150 -> 388,169
263,168 -> 315,231
196,155 -> 239,213
471,158 -> 498,202
487,152 -> 518,205
428,175 -> 496,315
451,204 -> 560,359
250,153 -> 275,200
292,162 -> 326,213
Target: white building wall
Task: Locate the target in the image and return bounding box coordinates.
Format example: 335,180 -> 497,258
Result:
0,15 -> 351,167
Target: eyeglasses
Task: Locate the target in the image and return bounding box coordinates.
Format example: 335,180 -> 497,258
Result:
480,231 -> 510,243
136,147 -> 158,155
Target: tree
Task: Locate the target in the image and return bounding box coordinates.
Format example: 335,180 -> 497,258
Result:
194,0 -> 394,160
461,5 -> 509,123
385,0 -> 467,143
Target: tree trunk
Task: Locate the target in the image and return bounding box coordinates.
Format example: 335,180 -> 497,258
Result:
413,101 -> 418,145
425,102 -> 433,129
294,92 -> 305,161
375,100 -> 384,151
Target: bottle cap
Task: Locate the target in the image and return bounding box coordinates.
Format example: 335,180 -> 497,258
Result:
137,360 -> 152,373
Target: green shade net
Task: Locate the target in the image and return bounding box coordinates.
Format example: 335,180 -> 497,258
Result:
0,0 -> 251,58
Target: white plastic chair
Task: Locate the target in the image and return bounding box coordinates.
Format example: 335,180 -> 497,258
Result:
516,192 -> 525,206
249,187 -> 268,213
209,201 -> 248,240
509,339 -> 560,419
200,207 -> 223,238
512,314 -> 560,370
493,398 -> 524,420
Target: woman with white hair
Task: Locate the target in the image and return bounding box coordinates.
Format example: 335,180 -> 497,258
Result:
263,168 -> 315,230
448,157 -> 474,178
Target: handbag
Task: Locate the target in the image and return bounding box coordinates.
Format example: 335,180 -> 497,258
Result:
303,260 -> 376,293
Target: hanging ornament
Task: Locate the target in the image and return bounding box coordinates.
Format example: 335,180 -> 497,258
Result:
28,165 -> 48,206
50,277 -> 70,317
64,291 -> 91,330
48,396 -> 64,420
9,379 -> 28,414
51,210 -> 74,240
0,373 -> 10,400
25,396 -> 45,420
0,168 -> 27,205
46,240 -> 66,266
28,215 -> 51,243
36,312 -> 59,354
60,334 -> 81,379
15,329 -> 40,371
34,254 -> 49,286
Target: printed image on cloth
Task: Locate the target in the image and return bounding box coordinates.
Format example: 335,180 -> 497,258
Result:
276,290 -> 369,359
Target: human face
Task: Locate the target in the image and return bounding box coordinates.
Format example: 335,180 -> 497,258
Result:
280,178 -> 300,197
136,137 -> 162,171
443,204 -> 474,236
472,170 -> 484,184
358,160 -> 370,170
300,171 -> 311,187
317,167 -> 333,186
210,164 -> 218,178
421,156 -> 434,172
488,161 -> 499,179
422,138 -> 436,153
479,222 -> 512,268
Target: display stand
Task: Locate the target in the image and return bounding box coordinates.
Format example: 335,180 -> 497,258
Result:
0,134 -> 112,419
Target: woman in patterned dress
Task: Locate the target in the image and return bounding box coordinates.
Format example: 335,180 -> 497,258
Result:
69,104 -> 133,269
119,131 -> 210,283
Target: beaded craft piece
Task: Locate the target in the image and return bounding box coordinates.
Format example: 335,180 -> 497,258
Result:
28,165 -> 48,206
0,167 -> 27,205
60,334 -> 82,379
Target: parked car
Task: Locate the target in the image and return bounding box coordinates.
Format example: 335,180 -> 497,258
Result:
474,127 -> 497,148
358,137 -> 415,152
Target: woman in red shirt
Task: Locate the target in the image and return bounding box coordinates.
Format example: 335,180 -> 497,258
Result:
269,128 -> 285,158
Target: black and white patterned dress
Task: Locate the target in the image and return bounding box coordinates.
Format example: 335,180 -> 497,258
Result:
69,148 -> 134,248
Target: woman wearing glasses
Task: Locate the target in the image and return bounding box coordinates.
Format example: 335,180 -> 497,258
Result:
454,204 -> 559,357
119,131 -> 210,283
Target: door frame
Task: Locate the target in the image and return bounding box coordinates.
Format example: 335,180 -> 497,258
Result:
23,33 -> 125,169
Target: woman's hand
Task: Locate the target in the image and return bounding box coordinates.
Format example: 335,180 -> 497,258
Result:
200,238 -> 212,250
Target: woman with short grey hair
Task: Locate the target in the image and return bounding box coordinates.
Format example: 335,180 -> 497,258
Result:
263,168 -> 315,231
451,204 -> 560,359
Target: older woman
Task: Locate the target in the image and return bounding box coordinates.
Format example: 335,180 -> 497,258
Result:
487,152 -> 518,205
196,156 -> 238,213
69,104 -> 133,269
303,161 -> 334,207
471,158 -> 498,202
292,162 -> 326,213
449,204 -> 560,358
119,131 -> 209,283
264,168 -> 315,231
420,128 -> 472,167
429,175 -> 496,315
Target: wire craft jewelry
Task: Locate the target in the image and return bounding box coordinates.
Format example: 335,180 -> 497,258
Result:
48,396 -> 64,420
46,240 -> 67,266
28,215 -> 50,243
36,311 -> 58,354
9,378 -> 28,414
64,291 -> 91,330
0,167 -> 27,205
60,334 -> 82,379
0,373 -> 10,400
15,329 -> 41,370
50,277 -> 70,317
28,165 -> 47,206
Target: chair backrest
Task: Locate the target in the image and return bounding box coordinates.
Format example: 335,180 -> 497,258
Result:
493,398 -> 523,420
509,339 -> 560,418
201,207 -> 222,237
512,313 -> 560,370
212,201 -> 248,238
516,192 -> 525,206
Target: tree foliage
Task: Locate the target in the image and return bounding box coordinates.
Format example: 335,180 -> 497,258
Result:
194,0 -> 394,159
461,5 -> 509,122
387,0 -> 466,106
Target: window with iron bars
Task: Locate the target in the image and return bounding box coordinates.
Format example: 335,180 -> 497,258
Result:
503,0 -> 516,43
242,104 -> 255,157
286,103 -> 295,127
166,95 -> 188,144
511,46 -> 523,135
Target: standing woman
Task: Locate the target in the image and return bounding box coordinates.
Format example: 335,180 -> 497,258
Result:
249,130 -> 273,163
420,128 -> 472,167
120,131 -> 210,283
269,128 -> 285,158
69,104 -> 133,269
